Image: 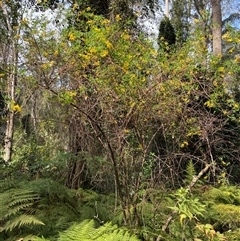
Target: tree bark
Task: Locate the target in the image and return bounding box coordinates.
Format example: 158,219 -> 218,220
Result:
211,0 -> 222,55
1,1 -> 18,163
165,0 -> 169,18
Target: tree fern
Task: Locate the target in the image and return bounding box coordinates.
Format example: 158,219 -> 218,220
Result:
58,219 -> 140,241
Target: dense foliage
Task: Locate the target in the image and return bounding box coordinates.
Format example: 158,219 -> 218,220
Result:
0,0 -> 240,240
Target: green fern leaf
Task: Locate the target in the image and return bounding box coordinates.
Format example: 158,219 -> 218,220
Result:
0,189 -> 39,219
58,220 -> 140,241
185,160 -> 197,185
58,220 -> 95,241
1,214 -> 45,232
17,235 -> 50,241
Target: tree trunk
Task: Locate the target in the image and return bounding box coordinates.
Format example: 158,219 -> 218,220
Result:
4,111 -> 14,163
165,0 -> 169,18
211,0 -> 222,55
1,1 -> 18,163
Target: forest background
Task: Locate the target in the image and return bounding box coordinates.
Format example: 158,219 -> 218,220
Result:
0,0 -> 240,240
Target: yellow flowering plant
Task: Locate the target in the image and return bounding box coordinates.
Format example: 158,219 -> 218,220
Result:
17,6 -> 240,239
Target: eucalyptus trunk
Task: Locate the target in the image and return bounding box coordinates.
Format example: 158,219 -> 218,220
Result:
165,0 -> 169,17
211,0 -> 222,55
1,0 -> 18,163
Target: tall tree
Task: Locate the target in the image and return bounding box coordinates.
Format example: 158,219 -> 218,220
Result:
165,0 -> 169,17
211,0 -> 222,55
171,0 -> 192,44
158,16 -> 176,49
0,0 -> 21,163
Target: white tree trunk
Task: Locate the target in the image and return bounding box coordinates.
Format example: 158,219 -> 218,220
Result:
165,0 -> 169,18
1,1 -> 18,163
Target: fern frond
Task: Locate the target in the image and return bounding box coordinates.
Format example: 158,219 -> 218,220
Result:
203,186 -> 240,231
58,219 -> 140,241
8,189 -> 39,207
0,189 -> 39,219
225,229 -> 240,241
203,186 -> 240,205
5,203 -> 34,219
0,179 -> 17,192
97,228 -> 139,241
16,235 -> 50,241
58,220 -> 95,241
1,214 -> 45,232
212,203 -> 240,228
23,179 -> 69,201
184,160 -> 197,185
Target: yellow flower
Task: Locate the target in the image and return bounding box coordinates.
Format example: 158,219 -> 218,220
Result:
12,104 -> 22,113
87,20 -> 93,25
93,27 -> 100,32
218,66 -> 224,73
222,110 -> 228,115
93,61 -> 100,66
102,19 -> 110,25
123,62 -> 129,71
49,61 -> 55,67
124,129 -> 130,134
221,172 -> 226,178
100,50 -> 108,57
68,33 -> 76,41
234,56 -> 240,63
115,14 -> 121,22
180,141 -> 188,148
89,47 -> 97,53
41,63 -> 48,69
105,40 -> 113,49
204,100 -> 215,108
41,61 -> 54,69
21,18 -> 28,25
81,53 -> 91,61
228,47 -> 234,53
233,103 -> 239,109
226,38 -> 233,43
122,33 -> 130,40
43,51 -> 48,57
73,3 -> 78,10
68,91 -> 77,97
222,33 -> 228,39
